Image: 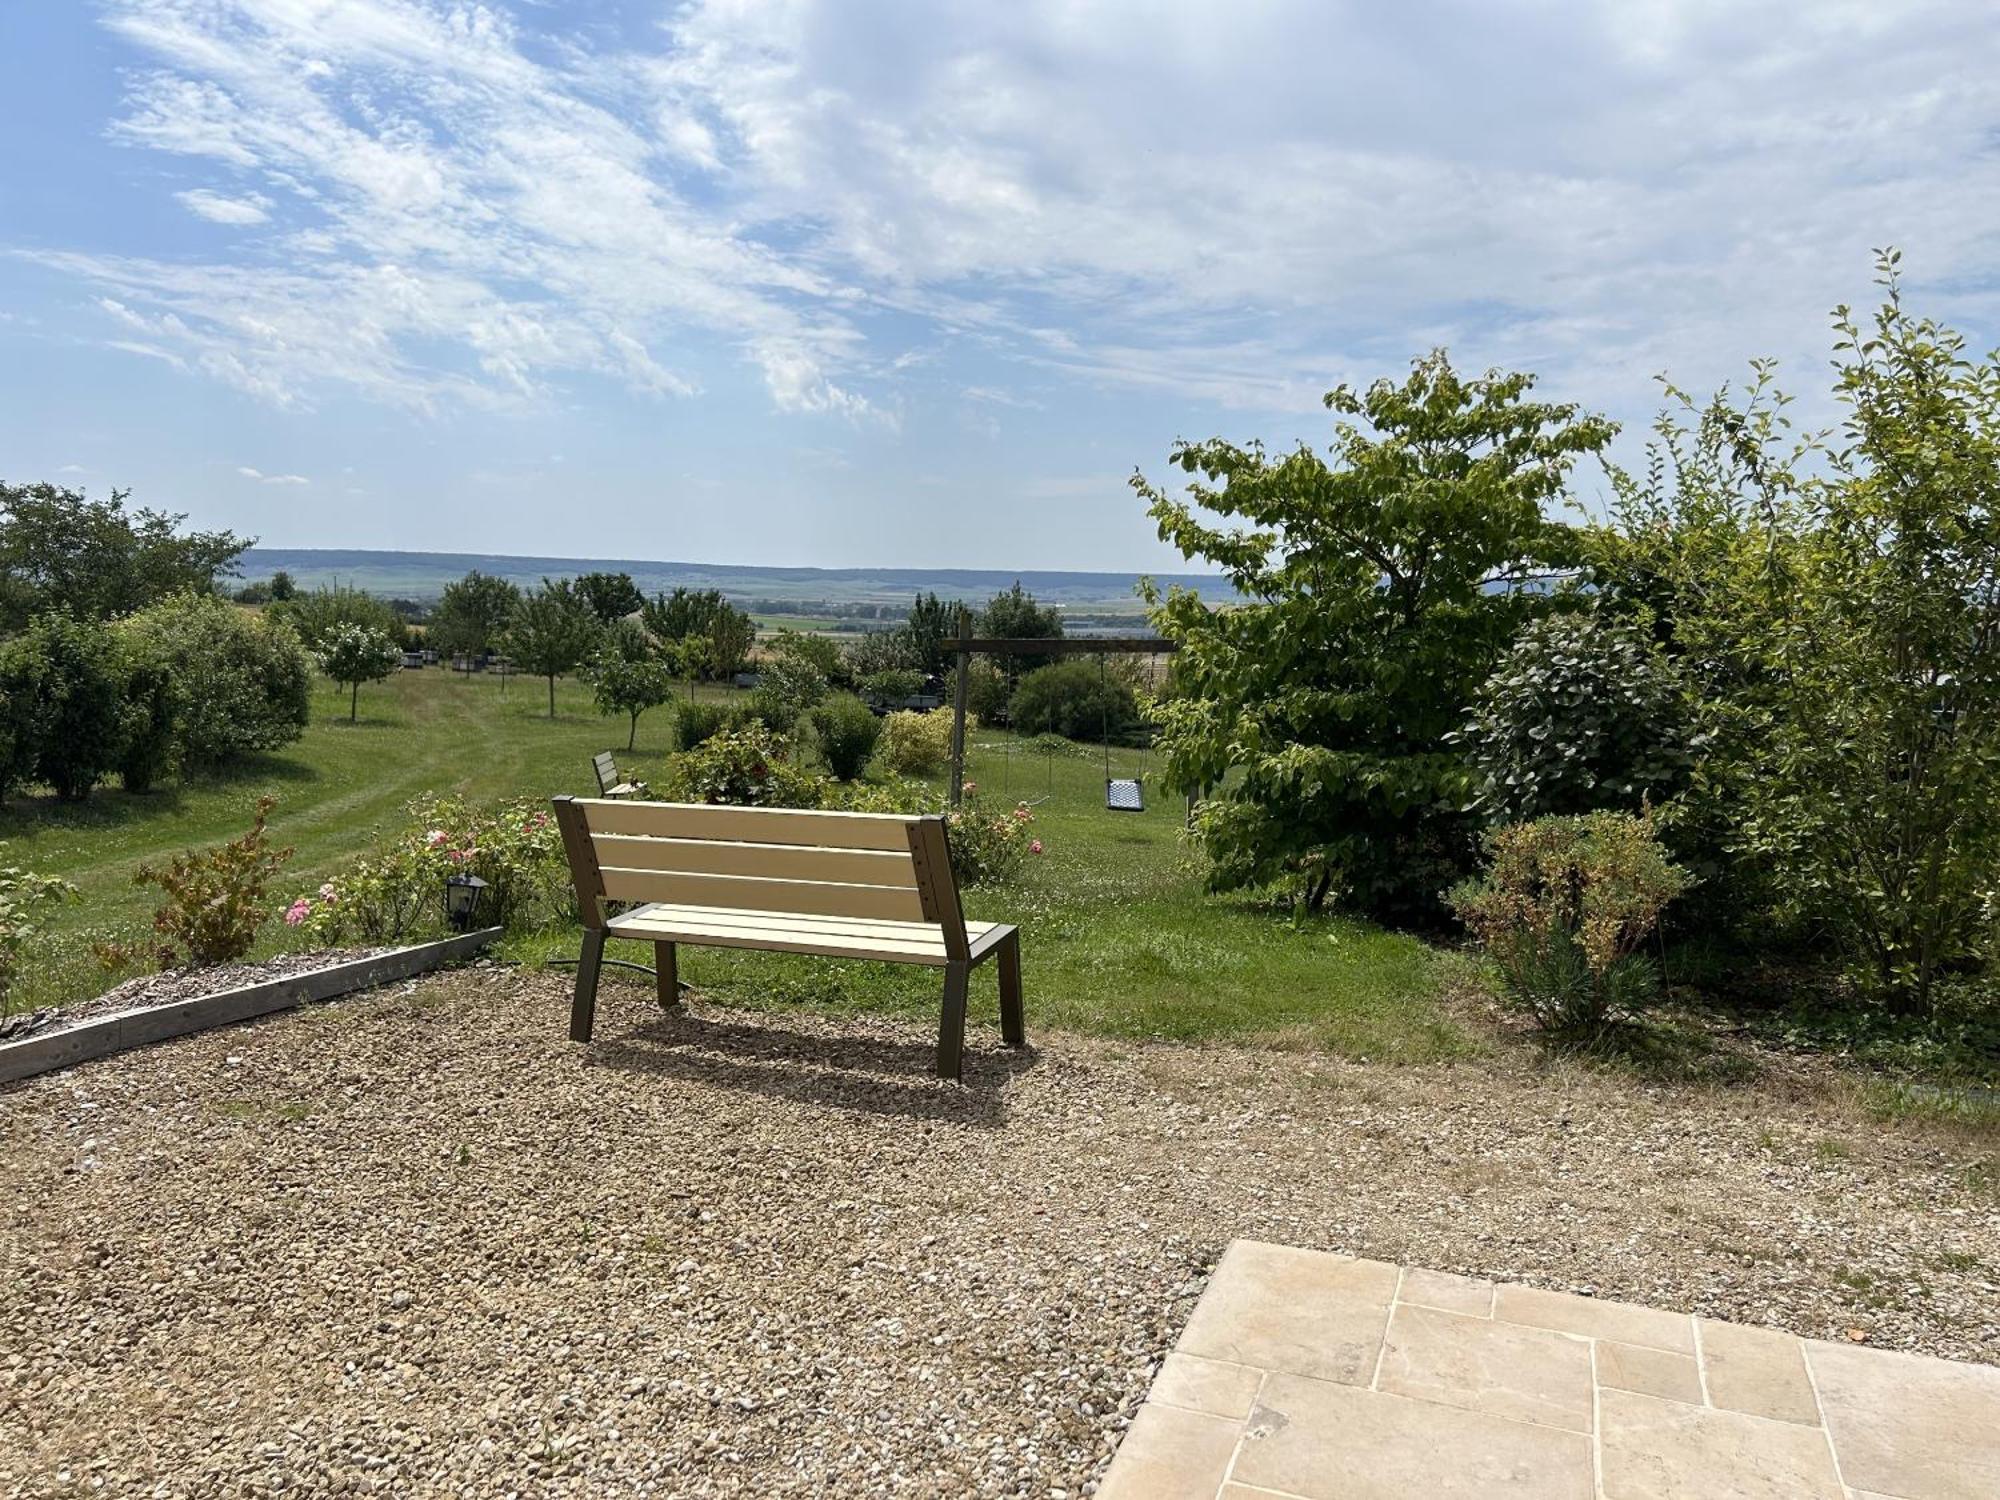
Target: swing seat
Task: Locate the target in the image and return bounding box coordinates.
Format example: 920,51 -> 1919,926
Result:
1106,777 -> 1145,813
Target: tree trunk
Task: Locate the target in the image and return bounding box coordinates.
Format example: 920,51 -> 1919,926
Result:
547,674 -> 557,719
349,681 -> 359,722
628,713 -> 639,751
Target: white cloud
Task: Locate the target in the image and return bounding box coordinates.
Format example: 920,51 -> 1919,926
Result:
30,0 -> 2000,436
175,188 -> 269,224
237,465 -> 309,485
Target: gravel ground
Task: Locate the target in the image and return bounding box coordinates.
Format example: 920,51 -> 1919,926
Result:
0,950 -> 392,1041
2,965 -> 1995,1498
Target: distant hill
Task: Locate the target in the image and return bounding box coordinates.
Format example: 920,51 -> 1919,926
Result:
239,548 -> 1225,619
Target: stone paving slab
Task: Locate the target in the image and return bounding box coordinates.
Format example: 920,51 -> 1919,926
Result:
1101,1239 -> 2000,1500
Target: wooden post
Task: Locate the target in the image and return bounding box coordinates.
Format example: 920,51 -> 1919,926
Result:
997,930 -> 1025,1047
654,941 -> 679,1008
947,608 -> 972,809
936,961 -> 970,1080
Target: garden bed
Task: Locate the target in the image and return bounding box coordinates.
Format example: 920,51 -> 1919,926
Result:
0,930 -> 500,1086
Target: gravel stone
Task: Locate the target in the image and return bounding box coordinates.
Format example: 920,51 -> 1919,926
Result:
0,968 -> 1993,1496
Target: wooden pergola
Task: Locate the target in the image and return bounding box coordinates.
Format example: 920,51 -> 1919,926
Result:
945,612 -> 1178,807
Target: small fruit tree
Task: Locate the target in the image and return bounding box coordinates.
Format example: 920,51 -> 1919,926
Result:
318,623 -> 402,722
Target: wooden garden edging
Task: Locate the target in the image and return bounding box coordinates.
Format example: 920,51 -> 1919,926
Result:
0,927 -> 503,1087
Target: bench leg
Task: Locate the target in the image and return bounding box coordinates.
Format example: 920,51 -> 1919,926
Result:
997,931 -> 1026,1047
937,961 -> 970,1081
654,941 -> 679,1008
570,929 -> 605,1043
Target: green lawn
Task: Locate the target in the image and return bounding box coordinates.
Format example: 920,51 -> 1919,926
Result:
1,668 -> 1467,1062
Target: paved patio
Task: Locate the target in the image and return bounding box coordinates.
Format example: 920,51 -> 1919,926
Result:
1101,1240 -> 2000,1500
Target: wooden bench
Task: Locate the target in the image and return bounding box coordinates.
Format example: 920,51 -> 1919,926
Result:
591,751 -> 649,800
550,797 -> 1024,1079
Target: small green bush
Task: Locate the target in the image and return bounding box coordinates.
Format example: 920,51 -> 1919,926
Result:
808,694 -> 882,780
1450,810 -> 1689,1036
878,707 -> 956,776
114,635 -> 179,794
13,615 -> 127,802
1009,660 -> 1138,742
665,725 -> 828,808
676,699 -> 747,751
110,796 -> 294,969
0,847 -> 76,1015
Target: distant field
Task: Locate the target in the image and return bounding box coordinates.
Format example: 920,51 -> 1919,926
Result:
239,546 -> 1220,618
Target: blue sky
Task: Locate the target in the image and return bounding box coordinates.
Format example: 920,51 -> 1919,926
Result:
3,1 -> 1998,572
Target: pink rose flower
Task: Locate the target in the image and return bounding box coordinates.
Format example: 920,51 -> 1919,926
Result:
1029,839 -> 1044,855
283,899 -> 310,927
318,882 -> 337,900
426,829 -> 448,847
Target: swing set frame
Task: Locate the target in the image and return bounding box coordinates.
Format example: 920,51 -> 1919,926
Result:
945,611 -> 1178,811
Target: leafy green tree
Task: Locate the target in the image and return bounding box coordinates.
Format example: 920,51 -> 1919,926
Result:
17,615 -> 128,801
317,623 -> 403,722
1456,610 -> 1696,822
977,582 -> 1062,671
844,625 -> 920,682
640,588 -> 755,679
268,570 -> 297,602
573,570 -> 646,625
272,584 -> 409,652
428,570 -> 521,658
0,639 -> 47,804
750,631 -> 834,731
592,622 -> 674,749
907,591 -> 959,677
128,593 -> 312,768
0,482 -> 249,631
508,579 -> 601,718
1136,350 -> 1615,919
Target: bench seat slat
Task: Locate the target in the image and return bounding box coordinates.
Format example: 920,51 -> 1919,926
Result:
592,834 -> 919,887
576,798 -> 919,851
606,902 -> 1006,967
597,867 -> 929,923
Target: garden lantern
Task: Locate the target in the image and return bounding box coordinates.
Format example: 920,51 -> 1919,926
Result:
444,872 -> 488,931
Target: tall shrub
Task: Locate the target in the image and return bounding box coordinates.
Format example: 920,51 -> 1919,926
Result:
808,694 -> 882,780
114,629 -> 179,794
1009,660 -> 1138,742
1456,611 -> 1695,822
128,592 -> 312,768
1137,350 -> 1614,919
20,614 -> 127,801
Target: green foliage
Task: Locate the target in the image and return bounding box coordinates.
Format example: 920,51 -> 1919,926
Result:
674,699 -> 746,751
859,667 -> 926,704
115,796 -> 294,970
113,633 -> 178,794
0,638 -> 44,803
271,584 -> 409,653
293,795 -> 567,943
592,626 -> 675,750
428,570 -> 521,658
0,481 -> 249,632
665,725 -> 828,808
844,628 -> 920,684
1451,811 -> 1689,1036
18,615 -> 127,801
316,623 -> 403,722
125,592 -> 312,770
640,588 -> 755,679
1590,256 -> 2000,1012
1139,349 -> 1614,920
571,571 -> 645,625
907,591 -> 960,677
1456,611 -> 1695,821
507,579 -> 601,718
751,630 -> 836,730
269,570 -> 296,602
0,847 -> 76,1015
944,791 -> 1041,886
977,582 -> 1062,670
1008,659 -> 1138,742
808,693 -> 882,780
878,707 -> 955,776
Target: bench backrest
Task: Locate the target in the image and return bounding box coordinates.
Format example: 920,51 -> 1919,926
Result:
591,752 -> 619,794
550,796 -> 968,959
